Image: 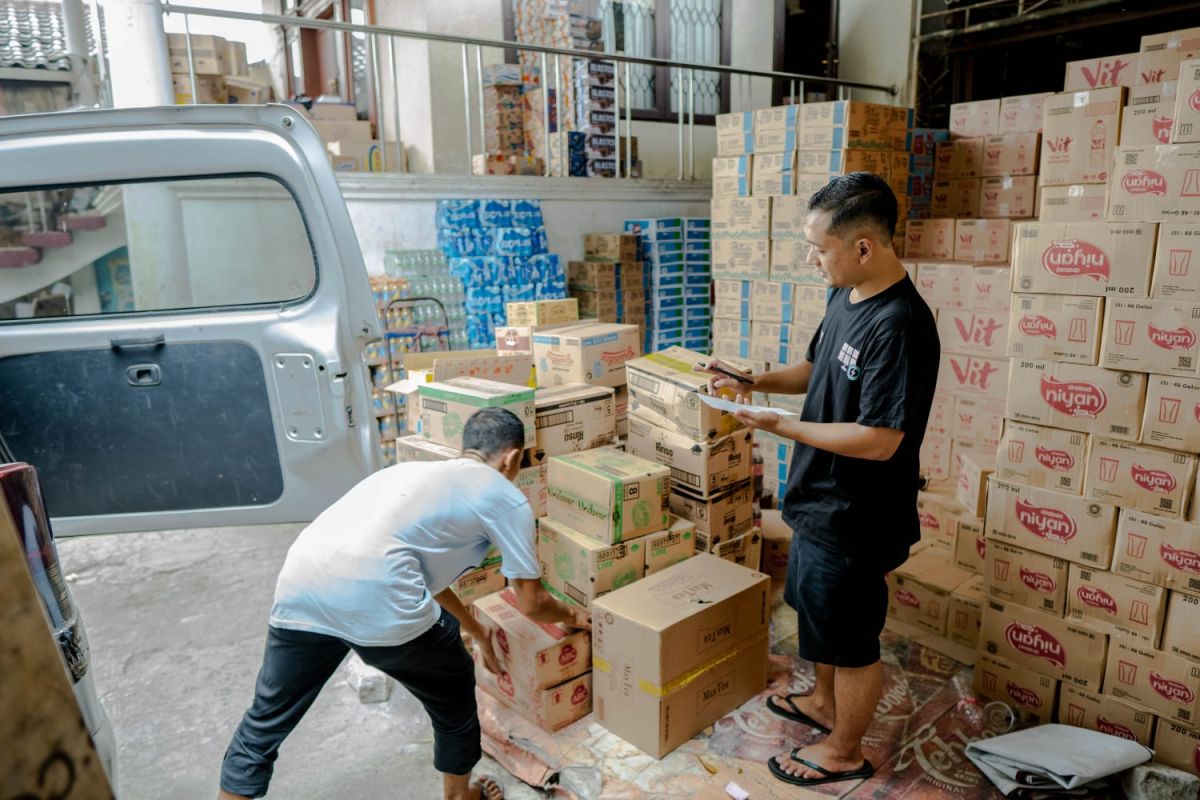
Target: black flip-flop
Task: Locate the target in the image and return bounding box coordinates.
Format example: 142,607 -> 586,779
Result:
768,749 -> 875,787
765,693 -> 833,734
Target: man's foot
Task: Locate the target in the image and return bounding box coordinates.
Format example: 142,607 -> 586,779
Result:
768,740 -> 872,785
469,776 -> 504,800
766,692 -> 835,733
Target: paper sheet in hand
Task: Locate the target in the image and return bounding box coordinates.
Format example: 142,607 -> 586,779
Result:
696,393 -> 799,416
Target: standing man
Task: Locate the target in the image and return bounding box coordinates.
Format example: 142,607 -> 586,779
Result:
217,408 -> 589,800
700,172 -> 939,788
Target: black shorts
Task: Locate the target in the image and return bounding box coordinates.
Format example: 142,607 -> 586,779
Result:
783,527 -> 909,669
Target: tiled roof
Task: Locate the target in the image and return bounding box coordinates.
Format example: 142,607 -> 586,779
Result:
0,0 -> 97,72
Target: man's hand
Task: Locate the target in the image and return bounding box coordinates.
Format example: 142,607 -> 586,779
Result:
694,359 -> 754,401
566,604 -> 592,631
733,407 -> 781,432
474,628 -> 502,675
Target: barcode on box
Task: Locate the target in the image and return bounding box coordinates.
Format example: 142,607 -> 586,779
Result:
1111,426 -> 1129,436
1082,552 -> 1099,563
1124,153 -> 1139,165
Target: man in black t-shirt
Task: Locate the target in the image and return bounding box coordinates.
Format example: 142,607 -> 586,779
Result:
699,173 -> 939,788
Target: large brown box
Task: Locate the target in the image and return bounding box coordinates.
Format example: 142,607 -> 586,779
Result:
1063,53 -> 1138,92
546,448 -> 670,545
1010,221 -> 1156,298
1084,438 -> 1197,520
1100,298 -> 1200,378
979,176 -> 1038,219
1005,359 -> 1147,442
1105,638 -> 1200,727
905,218 -> 956,260
591,554 -> 770,758
999,93 -> 1053,135
1039,87 -> 1125,186
974,652 -> 1059,726
886,547 -> 974,636
948,574 -> 987,648
935,138 -> 984,179
1172,59 -> 1200,144
625,414 -> 753,498
1112,508 -> 1200,594
980,597 -> 1109,690
953,218 -> 1012,264
996,421 -> 1088,494
931,179 -> 982,218
1007,294 -> 1104,366
1057,684 -> 1156,746
950,99 -> 1000,138
1153,721 -> 1200,779
985,479 -> 1118,568
669,480 -> 755,545
1141,374 -> 1200,453
985,540 -> 1069,618
1161,588 -> 1200,664
1066,564 -> 1167,646
1037,184 -> 1108,222
1106,144 -> 1200,223
1152,223 -> 1200,302
937,306 -> 1009,358
983,133 -> 1041,177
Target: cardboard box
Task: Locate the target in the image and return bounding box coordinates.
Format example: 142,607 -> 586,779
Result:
906,218 -> 956,260
715,111 -> 754,156
1120,100 -> 1177,147
1172,59 -> 1200,143
1113,509 -> 1200,593
985,540 -> 1070,618
950,395 -> 1005,452
974,652 -> 1060,726
1085,437 -> 1197,519
1106,638 -> 1200,726
1000,93 -> 1054,135
710,197 -> 770,240
769,196 -> 810,242
418,378 -> 536,450
1152,223 -> 1200,301
591,554 -> 770,758
327,139 -> 383,172
474,660 -> 591,732
1010,221 -> 1155,298
670,480 -> 755,545
310,119 -> 373,144
953,219 -> 1012,264
751,153 -> 798,197
948,574 -> 986,647
1066,564 -> 1167,646
997,421 -> 1088,494
1138,26 -> 1200,84
1106,144 -> 1200,222
936,353 -> 1009,400
983,133 -> 1040,177
759,509 -> 791,583
532,322 -> 640,389
954,517 -> 987,576
223,39 -> 248,76
979,176 -> 1038,219
639,516 -> 698,576
1064,53 -> 1139,92
971,266 -> 1014,313
711,156 -> 752,198
452,565 -> 506,605
700,529 -> 763,570
954,451 -> 993,520
516,462 -> 549,518
585,234 -> 640,262
625,348 -> 744,441
1104,298 -> 1200,378
1007,294 -> 1104,365
166,33 -> 228,75
1005,359 -> 1147,441
568,261 -> 645,293
752,105 -> 799,153
1162,589 -> 1200,664
508,298 -> 580,327
713,238 -> 770,282
537,516 -> 646,608
1141,374 -> 1200,453
769,239 -> 823,285
950,99 -> 1000,138
1039,88 -> 1125,186
310,101 -> 358,121
532,384 -> 615,462
798,100 -> 912,150
985,479 -> 1118,567
1153,720 -> 1200,778
887,547 -> 973,636
225,76 -> 272,105
171,73 -> 224,104
1037,184 -> 1109,222
546,448 -> 670,544
979,597 -> 1108,689
626,414 -> 753,498
918,488 -> 971,546
915,261 -> 979,310
1057,684 -> 1156,746
920,432 -> 954,483
935,138 -> 985,179
931,179 -> 982,218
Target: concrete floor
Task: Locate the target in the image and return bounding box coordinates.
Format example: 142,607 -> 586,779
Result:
58,524 -> 542,800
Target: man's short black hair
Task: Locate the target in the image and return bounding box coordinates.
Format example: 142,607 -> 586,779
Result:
462,408 -> 525,457
807,171 -> 899,241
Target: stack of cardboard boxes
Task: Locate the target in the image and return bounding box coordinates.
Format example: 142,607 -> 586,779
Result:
475,64 -> 543,176
166,34 -> 271,107
568,234 -> 646,331
908,127 -> 950,220
624,218 -> 713,354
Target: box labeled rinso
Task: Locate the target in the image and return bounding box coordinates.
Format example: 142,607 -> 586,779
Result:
997,421 -> 1088,494
985,540 -> 1069,618
532,384 -> 616,462
626,414 -> 753,497
625,347 -> 745,441
985,479 -> 1118,567
1100,299 -> 1200,377
670,479 -> 755,545
1066,564 -> 1167,646
546,448 -> 670,544
980,598 -> 1108,690
1011,221 -> 1155,297
1005,359 -> 1147,441
1141,374 -> 1200,453
1084,438 -> 1197,519
1057,684 -> 1156,746
1007,294 -> 1103,364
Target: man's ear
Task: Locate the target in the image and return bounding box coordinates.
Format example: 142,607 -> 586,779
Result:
502,447 -> 522,474
857,237 -> 872,263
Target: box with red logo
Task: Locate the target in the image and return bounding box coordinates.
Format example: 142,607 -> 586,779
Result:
1172,60 -> 1200,144
972,266 -> 1014,313
955,517 -> 987,575
918,488 -> 971,547
915,261 -> 971,309
953,219 -> 1012,263
951,395 -> 1005,454
997,421 -> 1088,494
938,353 -> 1009,400
931,179 -> 982,218
1106,144 -> 1200,222
936,138 -> 984,179
984,133 -> 1041,177
471,588 -> 592,730
1121,82 -> 1178,147
1057,684 -> 1156,746
1011,221 -> 1155,298
985,540 -> 1069,618
1161,589 -> 1200,663
1106,638 -> 1200,726
920,430 -> 954,484
1064,53 -> 1139,92
1000,93 -> 1054,135
948,574 -> 986,648
1113,509 -> 1200,593
938,305 -> 1009,358
1101,299 -> 1200,377
1037,184 -> 1109,222
926,389 -> 955,437
1138,26 -> 1200,84
1142,375 -> 1200,453
1153,223 -> 1200,301
980,597 -> 1108,689
906,218 -> 956,259
951,99 -> 1000,138
980,176 -> 1038,219
985,478 -> 1118,567
1154,721 -> 1200,779
1085,437 -> 1197,519
1039,87 -> 1125,186
974,652 -> 1060,726
955,451 -> 994,519
1006,359 -> 1147,441
1008,294 -> 1104,365
886,547 -> 974,636
1066,564 -> 1167,646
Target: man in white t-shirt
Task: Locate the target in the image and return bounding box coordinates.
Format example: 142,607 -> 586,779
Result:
217,408 -> 589,800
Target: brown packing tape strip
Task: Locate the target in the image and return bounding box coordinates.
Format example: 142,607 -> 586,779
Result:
594,629 -> 769,699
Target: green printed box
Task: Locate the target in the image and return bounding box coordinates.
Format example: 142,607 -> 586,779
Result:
546,448 -> 670,544
418,377 -> 535,450
537,516 -> 645,607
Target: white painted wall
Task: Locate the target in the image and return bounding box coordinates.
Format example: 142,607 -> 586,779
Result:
838,0 -> 916,104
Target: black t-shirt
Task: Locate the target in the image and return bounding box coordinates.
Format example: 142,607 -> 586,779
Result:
781,275 -> 940,560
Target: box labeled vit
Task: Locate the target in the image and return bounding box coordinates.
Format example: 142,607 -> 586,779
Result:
954,218 -> 1012,263
980,176 -> 1038,219
1039,88 -> 1125,186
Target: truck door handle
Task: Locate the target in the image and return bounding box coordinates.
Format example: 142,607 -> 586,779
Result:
126,364 -> 162,387
111,334 -> 165,351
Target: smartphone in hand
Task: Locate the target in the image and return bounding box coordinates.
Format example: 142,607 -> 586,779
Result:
696,360 -> 754,385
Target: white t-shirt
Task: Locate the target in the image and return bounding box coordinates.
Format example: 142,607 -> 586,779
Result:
270,459 -> 540,646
